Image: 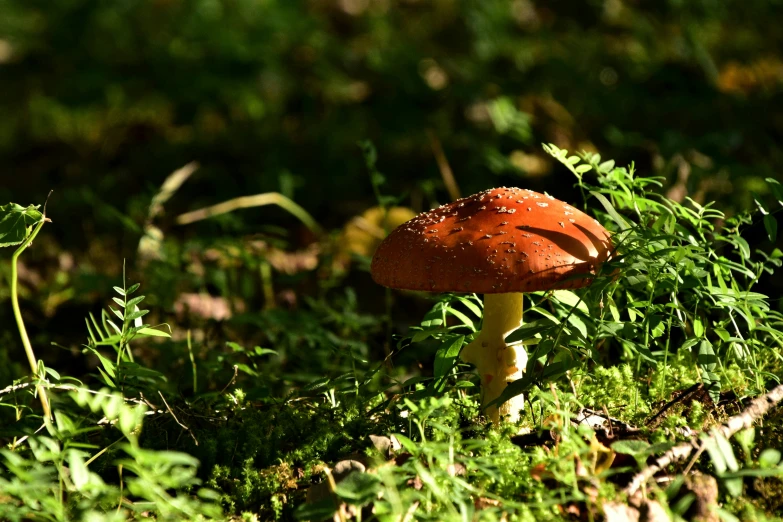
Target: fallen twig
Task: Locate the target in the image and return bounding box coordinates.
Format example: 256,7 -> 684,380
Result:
0,381 -> 39,397
158,391 -> 198,446
0,382 -> 223,436
624,382 -> 783,496
0,382 -> 145,407
645,383 -> 706,429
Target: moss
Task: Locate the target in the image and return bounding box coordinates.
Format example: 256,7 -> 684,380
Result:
751,476 -> 783,515
651,350 -> 701,400
687,399 -> 708,429
576,364 -> 651,422
663,412 -> 688,432
723,491 -> 783,522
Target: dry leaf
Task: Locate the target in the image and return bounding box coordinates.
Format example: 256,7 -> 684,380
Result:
530,463 -> 548,481
475,497 -> 502,509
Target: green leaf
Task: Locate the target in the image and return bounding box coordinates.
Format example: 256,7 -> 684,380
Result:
68,450 -> 90,490
125,295 -> 146,309
607,297 -> 621,322
697,340 -> 721,404
118,404 -> 146,438
302,377 -> 331,392
734,428 -> 755,461
137,326 -> 171,338
85,317 -> 98,345
0,203 -> 43,247
453,295 -> 482,318
126,309 -> 149,323
715,431 -> 739,472
433,335 -> 464,380
752,191 -> 769,215
410,327 -> 442,343
704,435 -> 727,474
234,363 -> 258,377
649,314 -> 666,338
589,191 -> 632,230
764,215 -> 777,242
92,350 -> 117,378
721,467 -> 783,478
505,319 -> 556,343
110,308 -> 124,321
766,177 -> 783,205
445,307 -> 476,331
226,341 -> 244,352
105,393 -> 125,420
119,362 -> 167,381
334,471 -> 381,504
540,358 -> 579,380
735,237 -> 751,259
97,367 -> 116,388
551,290 -> 589,313
693,316 -> 704,338
724,477 -> 743,497
714,328 -> 730,342
566,313 -> 588,339
95,334 -> 122,346
611,440 -> 650,456
712,506 -> 741,522
598,159 -> 615,173
392,434 -> 418,455
420,318 -> 443,328
759,449 -> 781,468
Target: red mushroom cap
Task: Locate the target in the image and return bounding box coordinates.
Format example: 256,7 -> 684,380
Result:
371,187 -> 612,293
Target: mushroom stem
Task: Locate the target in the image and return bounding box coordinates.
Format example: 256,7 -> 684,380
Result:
460,293 -> 527,424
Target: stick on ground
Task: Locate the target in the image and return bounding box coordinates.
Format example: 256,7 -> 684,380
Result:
624,382 -> 783,496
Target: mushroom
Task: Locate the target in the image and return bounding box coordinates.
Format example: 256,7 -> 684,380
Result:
371,187 -> 612,423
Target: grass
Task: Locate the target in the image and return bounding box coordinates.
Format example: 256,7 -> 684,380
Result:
1,145 -> 783,521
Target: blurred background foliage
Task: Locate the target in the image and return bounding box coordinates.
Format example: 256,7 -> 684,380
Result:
1,0 -> 783,391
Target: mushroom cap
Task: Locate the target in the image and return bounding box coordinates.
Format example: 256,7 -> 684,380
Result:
371,187 -> 612,293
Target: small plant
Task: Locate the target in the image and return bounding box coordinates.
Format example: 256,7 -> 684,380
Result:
0,209 -> 220,518
83,265 -> 172,392
0,385 -> 222,520
1,201 -> 53,419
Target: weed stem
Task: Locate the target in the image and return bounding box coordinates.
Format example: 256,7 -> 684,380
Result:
10,214 -> 52,420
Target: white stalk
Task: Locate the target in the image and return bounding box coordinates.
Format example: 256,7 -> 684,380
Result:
460,293 -> 527,423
